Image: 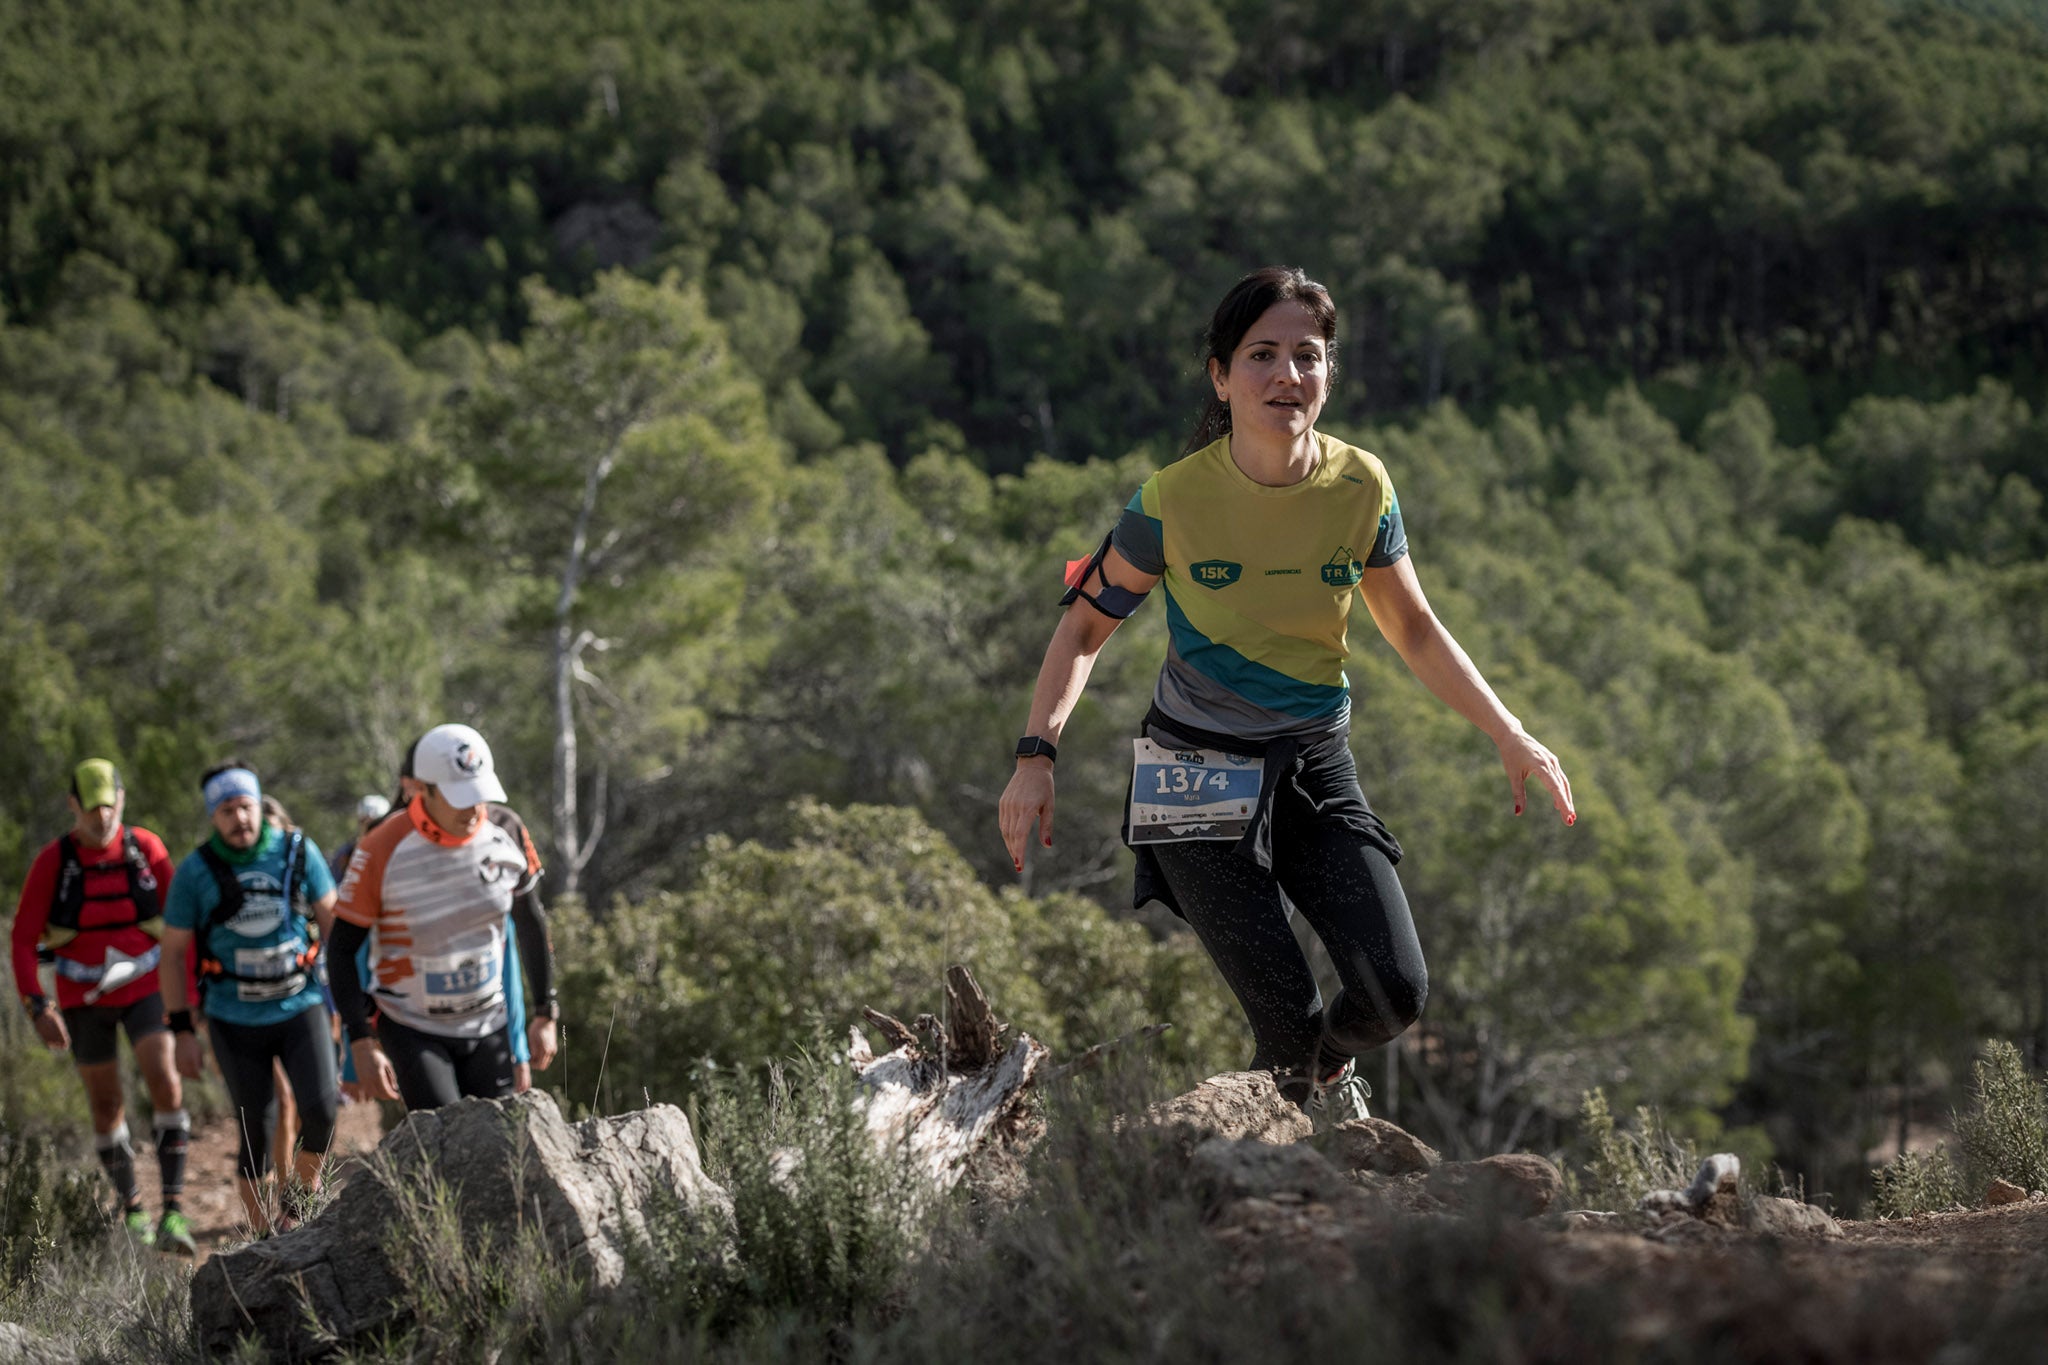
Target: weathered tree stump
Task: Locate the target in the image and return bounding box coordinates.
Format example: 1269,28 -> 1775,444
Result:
848,965 -> 1048,1190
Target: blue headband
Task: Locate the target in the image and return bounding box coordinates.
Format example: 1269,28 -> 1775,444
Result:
202,768 -> 262,817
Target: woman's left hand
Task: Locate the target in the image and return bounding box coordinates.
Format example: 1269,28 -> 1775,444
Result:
528,1017 -> 559,1072
1498,728 -> 1576,825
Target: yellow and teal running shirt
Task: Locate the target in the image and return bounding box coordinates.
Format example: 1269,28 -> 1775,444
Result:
1111,431 -> 1408,740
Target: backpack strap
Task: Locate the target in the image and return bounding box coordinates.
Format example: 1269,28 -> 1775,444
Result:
195,843 -> 245,931
51,835 -> 84,923
192,834 -> 318,994
46,832 -> 157,940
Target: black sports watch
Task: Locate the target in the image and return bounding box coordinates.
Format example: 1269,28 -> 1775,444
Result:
1014,736 -> 1058,764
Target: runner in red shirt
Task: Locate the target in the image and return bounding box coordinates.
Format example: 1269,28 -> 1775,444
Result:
9,760 -> 195,1254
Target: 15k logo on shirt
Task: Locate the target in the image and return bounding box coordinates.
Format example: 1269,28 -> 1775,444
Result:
1190,560 -> 1242,589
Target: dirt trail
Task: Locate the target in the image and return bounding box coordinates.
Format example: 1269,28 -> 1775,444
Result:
127,1098 -> 384,1262
1525,1200 -> 2048,1361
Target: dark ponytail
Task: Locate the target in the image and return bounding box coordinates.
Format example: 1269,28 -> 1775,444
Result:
1181,266 -> 1339,455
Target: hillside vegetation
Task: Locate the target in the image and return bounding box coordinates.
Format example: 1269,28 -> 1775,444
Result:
1,0 -> 2045,1201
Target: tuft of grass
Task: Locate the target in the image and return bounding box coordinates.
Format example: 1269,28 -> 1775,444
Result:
0,1114 -> 105,1306
340,1109 -> 584,1364
1955,1038 -> 2048,1199
583,1049 -> 927,1358
1568,1087 -> 1703,1211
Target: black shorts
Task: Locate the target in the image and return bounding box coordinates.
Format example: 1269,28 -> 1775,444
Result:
62,993 -> 167,1067
377,1015 -> 517,1111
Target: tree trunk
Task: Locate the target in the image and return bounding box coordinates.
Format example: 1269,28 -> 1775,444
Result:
551,620 -> 583,895
552,444 -> 618,895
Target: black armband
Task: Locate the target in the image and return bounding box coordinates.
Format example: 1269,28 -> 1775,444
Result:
1059,532 -> 1149,620
167,1009 -> 195,1036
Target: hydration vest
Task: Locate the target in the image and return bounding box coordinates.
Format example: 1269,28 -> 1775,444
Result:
43,832 -> 163,949
192,830 -> 319,994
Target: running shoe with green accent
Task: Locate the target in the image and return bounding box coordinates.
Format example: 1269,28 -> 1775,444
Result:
122,1206 -> 155,1247
155,1208 -> 196,1257
1306,1057 -> 1372,1129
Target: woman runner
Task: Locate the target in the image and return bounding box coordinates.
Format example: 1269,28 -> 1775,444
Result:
998,266 -> 1575,1120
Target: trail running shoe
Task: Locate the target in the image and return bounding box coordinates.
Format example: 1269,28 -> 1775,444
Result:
155,1208 -> 196,1257
122,1206 -> 155,1248
1306,1058 -> 1373,1128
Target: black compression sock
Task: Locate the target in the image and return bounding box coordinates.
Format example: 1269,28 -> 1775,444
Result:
153,1109 -> 190,1205
94,1122 -> 140,1208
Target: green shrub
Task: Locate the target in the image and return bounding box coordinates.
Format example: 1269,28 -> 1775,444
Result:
1569,1087 -> 1702,1211
549,800 -> 1241,1114
1869,1146 -> 1965,1219
0,1115 -> 104,1303
1869,1039 -> 2047,1216
588,1052 -> 924,1358
1956,1039 -> 2048,1199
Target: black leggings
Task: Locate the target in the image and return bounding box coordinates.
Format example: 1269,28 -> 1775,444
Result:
208,1008 -> 340,1181
378,1015 -> 516,1111
1152,818 -> 1427,1080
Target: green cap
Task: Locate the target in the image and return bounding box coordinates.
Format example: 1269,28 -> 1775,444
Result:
72,759 -> 122,810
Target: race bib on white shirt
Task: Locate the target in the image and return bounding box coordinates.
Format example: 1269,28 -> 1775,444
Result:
1128,737 -> 1262,845
419,944 -> 504,1019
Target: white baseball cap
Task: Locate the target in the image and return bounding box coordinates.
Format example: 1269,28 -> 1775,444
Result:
355,793 -> 393,822
411,723 -> 508,808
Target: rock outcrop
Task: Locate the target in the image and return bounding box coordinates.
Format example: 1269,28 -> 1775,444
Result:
1426,1153 -> 1564,1218
190,1091 -> 728,1361
1311,1117 -> 1441,1176
1145,1070 -> 1313,1152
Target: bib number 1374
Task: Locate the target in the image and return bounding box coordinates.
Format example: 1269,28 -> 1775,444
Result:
1128,738 -> 1262,845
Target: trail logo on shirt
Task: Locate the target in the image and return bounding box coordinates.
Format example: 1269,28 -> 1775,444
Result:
1320,547 -> 1363,587
1190,560 -> 1242,589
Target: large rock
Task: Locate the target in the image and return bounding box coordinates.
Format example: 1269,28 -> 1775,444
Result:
1746,1194 -> 1843,1238
1189,1137 -> 1351,1208
1311,1117 -> 1441,1176
1424,1154 -> 1563,1218
191,1091 -> 729,1360
1147,1071 -> 1312,1152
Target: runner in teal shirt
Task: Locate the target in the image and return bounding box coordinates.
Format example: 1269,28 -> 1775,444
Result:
159,763 -> 341,1236
164,819 -> 335,1026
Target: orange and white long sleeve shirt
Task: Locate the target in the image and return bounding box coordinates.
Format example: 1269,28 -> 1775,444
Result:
334,797 -> 542,1039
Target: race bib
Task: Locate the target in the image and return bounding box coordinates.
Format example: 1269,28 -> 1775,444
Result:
420,945 -> 503,1019
1128,737 -> 1263,845
233,943 -> 306,1003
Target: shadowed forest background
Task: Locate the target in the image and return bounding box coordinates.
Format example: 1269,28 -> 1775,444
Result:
3,0 -> 2047,1207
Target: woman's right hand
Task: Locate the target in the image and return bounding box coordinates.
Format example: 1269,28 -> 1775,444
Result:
998,761 -> 1056,872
